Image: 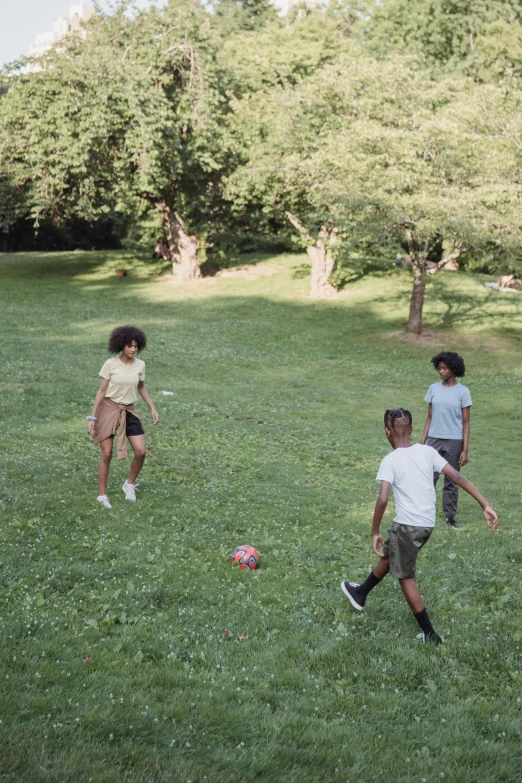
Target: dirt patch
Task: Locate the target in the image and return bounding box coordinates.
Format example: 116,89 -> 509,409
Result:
214,264 -> 285,280
156,264 -> 285,285
387,330 -> 515,353
389,329 -> 447,347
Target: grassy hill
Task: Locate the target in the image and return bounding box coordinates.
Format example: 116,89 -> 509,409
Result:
1,250 -> 521,782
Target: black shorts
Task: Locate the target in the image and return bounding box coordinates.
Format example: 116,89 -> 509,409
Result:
110,411 -> 144,439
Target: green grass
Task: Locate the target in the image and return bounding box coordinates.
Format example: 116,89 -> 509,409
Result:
0,250 -> 521,783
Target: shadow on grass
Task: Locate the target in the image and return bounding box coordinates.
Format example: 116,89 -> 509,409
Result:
1,248 -> 303,282
0,249 -> 168,282
2,252 -> 521,346
292,256 -> 399,285
202,249 -> 299,275
428,276 -> 522,338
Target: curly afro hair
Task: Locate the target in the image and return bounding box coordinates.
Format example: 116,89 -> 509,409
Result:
431,351 -> 465,377
108,325 -> 147,354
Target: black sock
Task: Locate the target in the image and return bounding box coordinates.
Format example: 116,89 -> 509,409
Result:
414,608 -> 438,640
357,571 -> 382,599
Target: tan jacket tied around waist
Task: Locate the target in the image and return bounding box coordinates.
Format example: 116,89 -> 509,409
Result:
92,397 -> 144,459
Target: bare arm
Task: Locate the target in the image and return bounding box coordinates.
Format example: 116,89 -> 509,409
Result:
441,464 -> 498,530
421,403 -> 432,445
138,381 -> 159,424
459,407 -> 470,466
372,481 -> 391,556
87,378 -> 109,435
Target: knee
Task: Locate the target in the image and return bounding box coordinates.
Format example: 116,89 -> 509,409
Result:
134,447 -> 146,461
100,449 -> 112,464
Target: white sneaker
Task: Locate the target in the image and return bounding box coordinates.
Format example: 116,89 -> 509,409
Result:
97,495 -> 112,509
122,480 -> 137,501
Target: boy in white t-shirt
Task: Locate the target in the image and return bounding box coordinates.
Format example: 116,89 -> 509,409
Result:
341,408 -> 498,644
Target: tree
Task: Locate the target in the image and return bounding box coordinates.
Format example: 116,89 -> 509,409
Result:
0,174 -> 27,247
476,19 -> 522,80
226,53 -> 522,328
221,5 -> 363,298
0,1 -> 228,279
210,0 -> 279,33
362,0 -> 522,77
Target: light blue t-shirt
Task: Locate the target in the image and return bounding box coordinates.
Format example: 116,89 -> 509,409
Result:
425,382 -> 472,440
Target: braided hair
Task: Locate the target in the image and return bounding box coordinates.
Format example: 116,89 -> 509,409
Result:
431,351 -> 465,377
384,408 -> 412,430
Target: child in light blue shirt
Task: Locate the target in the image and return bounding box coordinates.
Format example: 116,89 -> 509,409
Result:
421,352 -> 471,527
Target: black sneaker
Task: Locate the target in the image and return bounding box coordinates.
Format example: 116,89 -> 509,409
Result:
416,632 -> 443,646
446,517 -> 458,528
341,581 -> 365,611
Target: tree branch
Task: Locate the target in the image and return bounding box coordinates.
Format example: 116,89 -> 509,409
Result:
426,244 -> 466,276
285,211 -> 315,244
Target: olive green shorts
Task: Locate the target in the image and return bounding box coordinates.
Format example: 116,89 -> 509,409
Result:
382,522 -> 433,579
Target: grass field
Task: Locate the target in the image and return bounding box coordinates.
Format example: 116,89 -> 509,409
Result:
0,250 -> 521,783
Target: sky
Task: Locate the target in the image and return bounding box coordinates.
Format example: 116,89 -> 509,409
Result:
0,2 -> 125,66
0,0 -> 288,68
0,1 -> 168,67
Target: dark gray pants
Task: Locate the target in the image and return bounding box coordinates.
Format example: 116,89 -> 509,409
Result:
427,437 -> 463,518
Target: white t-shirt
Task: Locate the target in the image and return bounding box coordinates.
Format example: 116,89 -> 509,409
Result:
99,356 -> 145,405
425,382 -> 472,440
376,444 -> 448,528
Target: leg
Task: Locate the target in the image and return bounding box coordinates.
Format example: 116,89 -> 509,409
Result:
98,438 -> 113,496
399,577 -> 424,613
373,556 -> 390,580
127,434 -> 146,484
442,440 -> 463,520
428,436 -> 445,489
355,554 -> 390,598
394,526 -> 441,644
341,556 -> 389,610
399,577 -> 441,643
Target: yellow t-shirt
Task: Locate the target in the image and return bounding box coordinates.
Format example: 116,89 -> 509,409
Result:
99,356 -> 145,405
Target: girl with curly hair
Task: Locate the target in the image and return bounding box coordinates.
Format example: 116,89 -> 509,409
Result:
421,352 -> 471,528
87,326 -> 159,508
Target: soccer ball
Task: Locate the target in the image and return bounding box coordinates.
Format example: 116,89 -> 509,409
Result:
231,545 -> 260,570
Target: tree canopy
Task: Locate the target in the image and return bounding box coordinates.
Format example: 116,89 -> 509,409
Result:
1,0 -> 522,329
226,51 -> 522,326
1,1 -> 228,277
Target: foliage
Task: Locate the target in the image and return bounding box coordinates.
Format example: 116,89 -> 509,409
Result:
0,1 -> 228,253
476,19 -> 522,80
214,2 -> 355,96
0,173 -> 28,235
362,0 -> 522,76
0,1 -> 357,261
0,250 -> 521,780
225,50 -> 522,318
210,0 -> 279,33
3,0 -> 522,303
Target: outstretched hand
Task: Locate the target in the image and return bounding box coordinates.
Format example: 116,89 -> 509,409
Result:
372,533 -> 385,557
483,505 -> 499,531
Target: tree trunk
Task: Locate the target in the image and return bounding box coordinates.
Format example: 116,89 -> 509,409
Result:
156,199 -> 201,281
407,257 -> 426,334
285,212 -> 339,299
